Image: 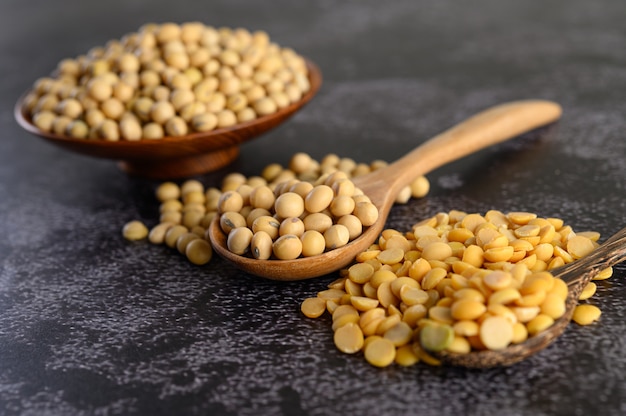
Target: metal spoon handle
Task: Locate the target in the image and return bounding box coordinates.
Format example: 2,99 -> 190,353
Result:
553,226 -> 626,294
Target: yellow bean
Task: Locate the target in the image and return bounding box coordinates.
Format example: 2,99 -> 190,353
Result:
511,322 -> 528,344
514,224 -> 541,238
480,316 -> 513,350
567,235 -> 597,259
421,268 -> 448,290
324,224 -> 350,249
483,270 -> 513,290
353,201 -> 379,226
483,246 -> 514,263
539,293 -> 566,319
226,227 -> 253,255
383,322 -> 413,346
250,231 -> 273,260
428,306 -> 453,325
301,297 -> 327,318
512,306 -> 540,323
507,211 -> 537,225
348,262 -> 375,284
302,212 -> 333,233
520,272 -> 554,295
164,225 -> 188,248
526,313 -> 555,336
400,286 -> 429,306
453,320 -> 480,337
364,337 -> 396,367
175,232 -> 200,254
148,222 -> 175,244
593,267 -> 613,281
351,296 -> 379,312
572,304 -> 601,326
300,230 -> 326,257
156,182 -> 181,202
578,282 -> 597,301
409,176 -> 430,198
251,215 -> 280,240
450,299 -> 487,321
395,344 -> 420,366
377,248 -> 405,265
272,234 -> 303,260
332,313 -> 360,331
334,323 -> 364,354
304,185 -> 334,213
122,220 -> 148,241
375,315 -> 402,336
462,245 -> 484,268
219,211 -> 247,234
375,281 -> 396,309
274,192 -> 305,219
421,242 -> 453,262
408,258 -> 432,281
185,238 -> 213,265
217,190 -> 244,214
317,289 -> 345,303
344,279 -> 364,297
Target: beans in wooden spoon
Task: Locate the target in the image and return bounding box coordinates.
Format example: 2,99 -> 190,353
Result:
209,100 -> 563,280
434,225 -> 626,368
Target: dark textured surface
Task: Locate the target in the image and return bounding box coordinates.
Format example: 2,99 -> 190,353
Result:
1,1 -> 625,415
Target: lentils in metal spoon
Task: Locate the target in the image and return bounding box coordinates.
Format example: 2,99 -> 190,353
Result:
301,210 -> 613,368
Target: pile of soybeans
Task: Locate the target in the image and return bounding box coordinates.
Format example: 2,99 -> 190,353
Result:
122,152 -> 429,263
22,22 -> 311,140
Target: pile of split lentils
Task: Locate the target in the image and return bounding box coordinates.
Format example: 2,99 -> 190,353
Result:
301,210 -> 609,367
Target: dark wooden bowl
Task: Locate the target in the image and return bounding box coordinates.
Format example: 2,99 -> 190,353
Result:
15,59 -> 322,179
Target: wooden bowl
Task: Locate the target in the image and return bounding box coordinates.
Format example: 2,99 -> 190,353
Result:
15,59 -> 322,179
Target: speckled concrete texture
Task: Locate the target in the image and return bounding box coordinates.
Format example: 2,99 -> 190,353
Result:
1,0 -> 625,415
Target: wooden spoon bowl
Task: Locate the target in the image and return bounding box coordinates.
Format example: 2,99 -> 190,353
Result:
209,100 -> 564,280
14,59 -> 322,179
434,226 -> 626,368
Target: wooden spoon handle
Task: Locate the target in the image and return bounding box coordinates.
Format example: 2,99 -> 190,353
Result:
370,100 -> 562,193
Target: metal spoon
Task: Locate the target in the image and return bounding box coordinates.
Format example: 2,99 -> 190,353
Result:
209,100 -> 563,280
435,225 -> 626,368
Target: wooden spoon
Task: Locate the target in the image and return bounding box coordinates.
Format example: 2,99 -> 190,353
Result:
209,99 -> 563,280
435,225 -> 626,368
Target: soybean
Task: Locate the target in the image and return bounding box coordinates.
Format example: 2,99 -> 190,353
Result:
25,23 -> 312,141
122,220 -> 148,241
227,227 -> 253,255
272,234 -> 303,260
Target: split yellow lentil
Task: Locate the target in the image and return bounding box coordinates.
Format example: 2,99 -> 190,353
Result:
23,22 -> 311,140
301,210 -> 611,367
123,152 -> 430,267
572,304 -> 602,326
